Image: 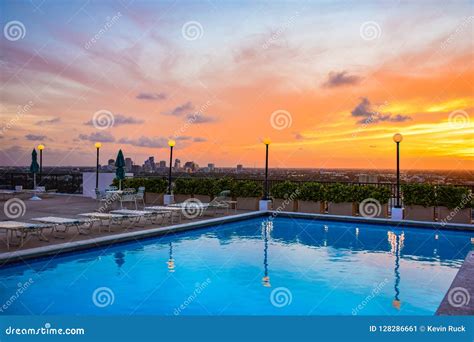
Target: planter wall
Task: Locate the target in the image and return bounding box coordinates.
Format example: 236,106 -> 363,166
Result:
327,202 -> 355,216
193,194 -> 212,203
236,197 -> 259,211
145,192 -> 164,205
174,194 -> 193,203
438,207 -> 472,225
358,203 -> 389,218
298,200 -> 324,214
404,205 -> 435,222
272,198 -> 297,212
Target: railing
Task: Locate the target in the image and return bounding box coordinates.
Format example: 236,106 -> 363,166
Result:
0,172 -> 83,194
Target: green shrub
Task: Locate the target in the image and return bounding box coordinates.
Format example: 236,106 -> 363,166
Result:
231,180 -> 263,198
271,181 -> 300,199
174,178 -> 199,195
113,177 -> 167,193
324,183 -> 356,203
401,184 -> 436,207
298,182 -> 325,202
355,185 -> 391,204
436,185 -> 472,209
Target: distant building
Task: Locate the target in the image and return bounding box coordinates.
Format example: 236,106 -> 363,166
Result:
183,161 -> 199,173
143,156 -> 156,172
159,160 -> 166,168
131,165 -> 141,174
236,164 -> 243,172
208,163 -> 215,171
108,159 -> 115,167
125,158 -> 133,172
174,159 -> 181,169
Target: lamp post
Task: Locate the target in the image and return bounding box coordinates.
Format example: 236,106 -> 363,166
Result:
393,133 -> 403,208
263,138 -> 271,200
37,144 -> 44,184
259,138 -> 272,211
164,140 -> 176,205
95,142 -> 102,189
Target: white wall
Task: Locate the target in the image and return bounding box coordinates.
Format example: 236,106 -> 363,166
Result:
82,172 -> 116,198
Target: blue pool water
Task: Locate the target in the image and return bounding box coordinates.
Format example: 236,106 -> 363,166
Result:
0,216 -> 472,315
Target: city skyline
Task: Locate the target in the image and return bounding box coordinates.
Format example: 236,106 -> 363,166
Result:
1,1 -> 473,171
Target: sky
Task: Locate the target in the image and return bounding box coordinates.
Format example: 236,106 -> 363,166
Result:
0,0 -> 473,171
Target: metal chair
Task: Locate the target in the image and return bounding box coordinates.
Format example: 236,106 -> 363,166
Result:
120,190 -> 137,209
135,187 -> 145,208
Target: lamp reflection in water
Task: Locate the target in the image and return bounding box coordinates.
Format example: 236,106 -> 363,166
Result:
167,242 -> 175,272
261,221 -> 272,287
387,231 -> 405,310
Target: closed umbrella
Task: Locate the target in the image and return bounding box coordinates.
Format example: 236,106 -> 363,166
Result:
30,149 -> 41,200
115,149 -> 125,190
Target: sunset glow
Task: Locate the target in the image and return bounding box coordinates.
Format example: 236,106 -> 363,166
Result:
0,1 -> 472,170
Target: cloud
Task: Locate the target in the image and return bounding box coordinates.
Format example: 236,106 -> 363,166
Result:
193,137 -> 207,142
25,134 -> 47,141
175,136 -> 192,141
186,113 -> 217,124
351,97 -> 411,124
119,136 -> 168,148
322,71 -> 362,88
35,117 -> 61,126
84,114 -> 144,126
78,131 -> 115,142
136,92 -> 167,100
162,102 -> 194,116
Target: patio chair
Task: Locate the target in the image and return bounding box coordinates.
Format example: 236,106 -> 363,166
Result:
107,185 -> 118,191
31,216 -> 98,238
110,209 -> 156,225
0,221 -> 51,249
78,213 -> 130,232
120,190 -> 137,209
135,187 -> 145,208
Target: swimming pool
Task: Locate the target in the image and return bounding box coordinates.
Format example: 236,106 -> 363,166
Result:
0,216 -> 472,315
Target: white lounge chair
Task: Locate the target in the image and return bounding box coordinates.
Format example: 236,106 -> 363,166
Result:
0,221 -> 51,249
77,213 -> 132,232
110,209 -> 156,225
144,206 -> 182,223
31,216 -> 97,238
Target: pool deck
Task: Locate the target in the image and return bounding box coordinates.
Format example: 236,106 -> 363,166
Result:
436,251 -> 474,315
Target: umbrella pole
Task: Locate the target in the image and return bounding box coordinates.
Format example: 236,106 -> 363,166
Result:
31,173 -> 41,201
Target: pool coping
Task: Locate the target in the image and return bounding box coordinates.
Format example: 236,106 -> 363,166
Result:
436,251 -> 474,315
1,210 -> 472,266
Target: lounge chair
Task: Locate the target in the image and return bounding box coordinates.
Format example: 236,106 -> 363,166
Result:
168,201 -> 211,218
0,221 -> 51,249
144,206 -> 182,223
110,209 -> 155,225
77,213 -> 132,232
31,216 -> 98,238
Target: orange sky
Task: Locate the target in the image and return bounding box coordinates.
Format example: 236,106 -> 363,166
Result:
0,1 -> 473,171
